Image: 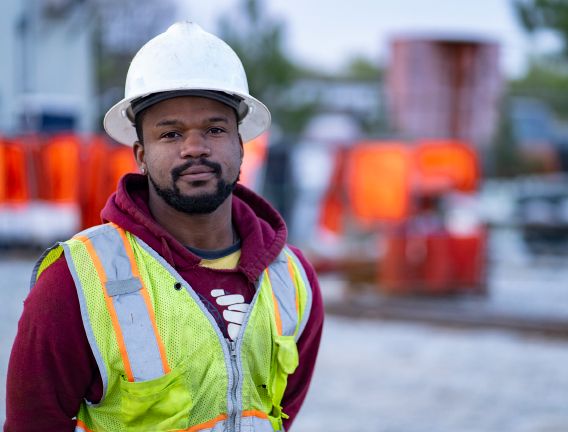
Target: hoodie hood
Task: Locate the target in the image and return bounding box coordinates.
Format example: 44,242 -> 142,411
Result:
101,173 -> 287,283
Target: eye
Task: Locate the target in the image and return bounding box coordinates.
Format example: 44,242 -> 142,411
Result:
208,127 -> 226,135
160,131 -> 182,140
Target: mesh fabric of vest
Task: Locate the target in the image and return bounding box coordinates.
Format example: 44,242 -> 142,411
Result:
32,225 -> 310,431
64,233 -> 229,430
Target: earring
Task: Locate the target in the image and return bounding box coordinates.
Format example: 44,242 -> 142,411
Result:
140,166 -> 146,175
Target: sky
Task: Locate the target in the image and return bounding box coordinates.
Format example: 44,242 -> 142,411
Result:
176,0 -> 562,79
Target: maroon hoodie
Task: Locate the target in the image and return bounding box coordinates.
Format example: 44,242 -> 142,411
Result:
5,174 -> 323,431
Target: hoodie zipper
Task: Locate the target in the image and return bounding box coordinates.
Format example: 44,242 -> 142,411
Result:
227,339 -> 239,432
224,277 -> 265,432
132,238 -> 269,432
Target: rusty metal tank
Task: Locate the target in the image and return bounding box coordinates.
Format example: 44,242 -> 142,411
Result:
387,34 -> 502,149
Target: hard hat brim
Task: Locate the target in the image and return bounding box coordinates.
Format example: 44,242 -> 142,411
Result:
103,88 -> 271,146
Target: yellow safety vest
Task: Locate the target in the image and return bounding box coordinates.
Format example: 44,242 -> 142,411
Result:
32,223 -> 313,432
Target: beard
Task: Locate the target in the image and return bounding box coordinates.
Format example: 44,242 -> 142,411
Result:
148,158 -> 238,215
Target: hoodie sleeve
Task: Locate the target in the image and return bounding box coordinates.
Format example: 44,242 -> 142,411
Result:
4,256 -> 102,432
281,245 -> 324,431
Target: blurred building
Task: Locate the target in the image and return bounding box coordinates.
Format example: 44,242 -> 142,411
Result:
1,0 -> 96,134
287,77 -> 384,130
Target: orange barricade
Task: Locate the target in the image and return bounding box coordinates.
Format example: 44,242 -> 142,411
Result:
380,224 -> 486,295
0,140 -> 5,201
323,139 -> 486,295
346,142 -> 411,224
107,144 -> 137,190
319,147 -> 349,235
0,134 -> 141,238
0,138 -> 30,203
240,132 -> 268,191
80,136 -> 108,229
448,228 -> 486,291
79,137 -> 137,229
40,134 -> 81,203
414,140 -> 479,193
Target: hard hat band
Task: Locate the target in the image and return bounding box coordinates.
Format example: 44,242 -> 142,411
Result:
129,90 -> 249,124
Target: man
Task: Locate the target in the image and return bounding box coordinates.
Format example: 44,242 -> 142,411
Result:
5,22 -> 323,432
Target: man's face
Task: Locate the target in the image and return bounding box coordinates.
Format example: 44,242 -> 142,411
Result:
133,96 -> 243,214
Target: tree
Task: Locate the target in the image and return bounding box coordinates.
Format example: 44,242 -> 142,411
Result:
509,57 -> 568,120
510,0 -> 568,120
505,0 -> 568,174
216,0 -> 316,136
343,55 -> 384,81
513,0 -> 568,55
91,0 -> 178,127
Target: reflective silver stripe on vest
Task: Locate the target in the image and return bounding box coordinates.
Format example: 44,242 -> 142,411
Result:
84,224 -> 165,381
243,415 -> 279,431
62,240 -> 109,403
196,416 -> 276,432
267,251 -> 299,337
283,246 -> 313,341
196,419 -> 226,432
267,246 -> 313,340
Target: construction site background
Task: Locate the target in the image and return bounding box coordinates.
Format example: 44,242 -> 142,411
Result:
2,0 -> 568,430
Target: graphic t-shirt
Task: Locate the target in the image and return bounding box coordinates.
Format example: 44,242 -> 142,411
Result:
188,240 -> 250,340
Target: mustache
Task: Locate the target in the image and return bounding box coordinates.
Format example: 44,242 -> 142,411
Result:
171,158 -> 222,181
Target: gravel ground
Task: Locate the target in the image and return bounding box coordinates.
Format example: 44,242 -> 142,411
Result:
1,251 -> 568,431
294,316 -> 568,432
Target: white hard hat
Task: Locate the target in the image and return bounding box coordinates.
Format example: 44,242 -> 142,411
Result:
103,21 -> 271,145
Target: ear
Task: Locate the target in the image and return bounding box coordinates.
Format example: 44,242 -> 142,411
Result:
133,141 -> 145,169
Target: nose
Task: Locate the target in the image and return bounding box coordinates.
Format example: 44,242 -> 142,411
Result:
179,131 -> 211,159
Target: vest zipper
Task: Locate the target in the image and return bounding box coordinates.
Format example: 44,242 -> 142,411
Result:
227,339 -> 239,432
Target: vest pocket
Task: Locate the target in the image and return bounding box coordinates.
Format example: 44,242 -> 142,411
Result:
274,335 -> 299,375
268,335 -> 299,430
119,358 -> 192,431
